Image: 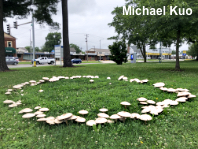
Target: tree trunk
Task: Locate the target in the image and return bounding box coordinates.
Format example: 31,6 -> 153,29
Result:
143,45 -> 146,63
0,0 -> 9,71
175,29 -> 180,70
62,0 -> 73,67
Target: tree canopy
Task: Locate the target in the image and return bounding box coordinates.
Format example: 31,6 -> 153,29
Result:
25,46 -> 41,52
187,43 -> 198,60
69,43 -> 82,54
42,32 -> 61,52
0,0 -> 60,71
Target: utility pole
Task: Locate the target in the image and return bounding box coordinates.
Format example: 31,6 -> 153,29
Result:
32,0 -> 35,63
85,34 -> 89,61
30,29 -> 32,54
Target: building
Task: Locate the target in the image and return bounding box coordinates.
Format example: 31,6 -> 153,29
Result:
16,47 -> 28,61
86,48 -> 111,60
4,32 -> 17,57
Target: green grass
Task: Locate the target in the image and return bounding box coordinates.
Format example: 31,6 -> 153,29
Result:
18,61 -> 32,64
82,61 -> 101,63
0,61 -> 198,148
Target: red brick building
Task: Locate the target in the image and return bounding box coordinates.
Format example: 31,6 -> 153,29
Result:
4,32 -> 17,57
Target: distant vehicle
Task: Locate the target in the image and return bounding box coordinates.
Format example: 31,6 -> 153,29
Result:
71,59 -> 82,64
14,57 -> 19,62
6,57 -> 18,65
31,57 -> 55,65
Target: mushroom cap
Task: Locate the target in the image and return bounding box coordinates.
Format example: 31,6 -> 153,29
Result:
95,76 -> 99,78
42,77 -> 49,81
160,87 -> 168,91
142,79 -> 149,83
3,100 -> 14,104
9,103 -> 18,107
97,113 -> 109,118
46,119 -> 55,125
118,75 -> 124,81
37,118 -> 47,122
36,114 -> 46,118
139,102 -> 148,105
110,114 -> 121,119
153,82 -> 165,87
120,101 -> 131,106
141,108 -> 150,113
130,79 -> 135,83
156,102 -> 164,106
167,88 -> 177,93
34,111 -> 44,115
169,101 -> 179,106
39,108 -> 49,112
107,120 -> 114,123
54,119 -> 63,124
123,77 -> 128,80
137,97 -> 147,102
75,117 -> 86,123
68,115 -> 77,120
95,117 -> 107,124
13,85 -> 23,89
39,80 -> 45,83
89,79 -> 94,83
7,89 -> 13,92
22,113 -> 35,118
176,88 -> 189,92
188,94 -> 196,98
139,114 -> 152,121
86,120 -> 96,126
130,113 -> 140,119
99,108 -> 108,113
176,97 -> 187,102
65,77 -> 69,79
117,111 -> 131,118
58,113 -> 73,120
147,100 -> 156,104
79,110 -> 88,115
34,106 -> 41,110
29,80 -> 36,83
19,108 -> 33,114
5,92 -> 11,95
177,92 -> 190,97
39,89 -> 44,92
107,77 -> 111,79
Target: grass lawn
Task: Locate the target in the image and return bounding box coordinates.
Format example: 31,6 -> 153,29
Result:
82,61 -> 101,63
18,62 -> 32,65
0,61 -> 198,148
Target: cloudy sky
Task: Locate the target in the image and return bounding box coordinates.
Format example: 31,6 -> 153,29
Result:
3,0 -> 188,52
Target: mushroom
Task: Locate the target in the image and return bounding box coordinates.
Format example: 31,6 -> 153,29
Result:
39,108 -> 49,112
153,82 -> 165,88
147,100 -> 156,105
107,77 -> 111,79
37,118 -> 47,122
57,113 -> 73,125
54,119 -> 63,124
34,106 -> 41,110
9,103 -> 18,108
176,97 -> 187,102
42,77 -> 49,81
141,108 -> 150,113
46,119 -> 55,125
19,108 -> 33,114
75,117 -> 86,123
95,117 -> 107,124
160,87 -> 168,92
65,77 -> 69,79
22,113 -> 35,118
139,114 -> 152,122
137,97 -> 147,102
39,80 -> 45,83
39,89 -> 44,92
139,102 -> 148,105
120,101 -> 131,108
130,79 -> 135,83
177,92 -> 190,97
97,113 -> 109,118
5,92 -> 11,95
95,76 -> 99,78
118,75 -> 124,81
68,115 -> 78,121
117,111 -> 131,122
29,80 -> 37,84
130,113 -> 141,119
123,77 -> 128,81
176,88 -> 189,92
99,108 -> 108,113
110,114 -> 121,122
107,120 -> 114,124
169,101 -> 179,106
141,79 -> 149,83
78,110 -> 88,116
188,94 -> 196,99
7,89 -> 13,92
89,79 -> 94,83
167,88 -> 177,93
3,100 -> 14,104
13,85 -> 23,89
36,114 -> 46,118
86,120 -> 96,126
156,102 -> 164,106
34,111 -> 44,115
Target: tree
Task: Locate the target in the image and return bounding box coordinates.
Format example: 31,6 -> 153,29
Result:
25,46 -> 31,52
25,46 -> 40,52
44,32 -> 61,52
109,41 -> 127,65
1,0 -> 60,71
187,43 -> 198,60
70,43 -> 82,54
62,0 -> 73,67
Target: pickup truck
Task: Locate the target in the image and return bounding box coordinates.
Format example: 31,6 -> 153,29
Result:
32,57 -> 55,65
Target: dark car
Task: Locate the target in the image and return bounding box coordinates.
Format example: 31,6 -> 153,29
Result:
6,57 -> 18,65
71,59 -> 82,64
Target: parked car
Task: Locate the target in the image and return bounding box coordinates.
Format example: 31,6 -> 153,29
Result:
6,57 -> 18,65
31,57 -> 55,65
14,57 -> 19,62
71,59 -> 82,64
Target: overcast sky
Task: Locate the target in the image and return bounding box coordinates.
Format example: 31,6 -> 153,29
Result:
3,0 -> 188,52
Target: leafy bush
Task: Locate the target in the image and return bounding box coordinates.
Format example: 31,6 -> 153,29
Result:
109,41 -> 127,65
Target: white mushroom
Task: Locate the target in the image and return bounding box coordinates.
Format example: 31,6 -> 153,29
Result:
89,79 -> 94,83
54,119 -> 63,124
86,120 -> 96,126
188,94 -> 196,99
39,108 -> 49,112
153,82 -> 165,87
36,114 -> 46,118
139,114 -> 152,121
34,111 -> 44,115
75,117 -> 86,123
3,100 -> 14,104
42,77 -> 49,81
39,89 -> 44,92
97,113 -> 109,118
99,108 -> 108,113
137,97 -> 147,102
120,101 -> 131,108
107,77 -> 111,79
22,113 -> 35,118
34,106 -> 41,110
130,113 -> 141,119
37,118 -> 47,122
95,117 -> 107,124
117,111 -> 131,122
5,92 -> 11,95
118,75 -> 124,81
79,110 -> 88,116
110,114 -> 121,122
19,108 -> 33,114
147,100 -> 156,104
7,89 -> 13,92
